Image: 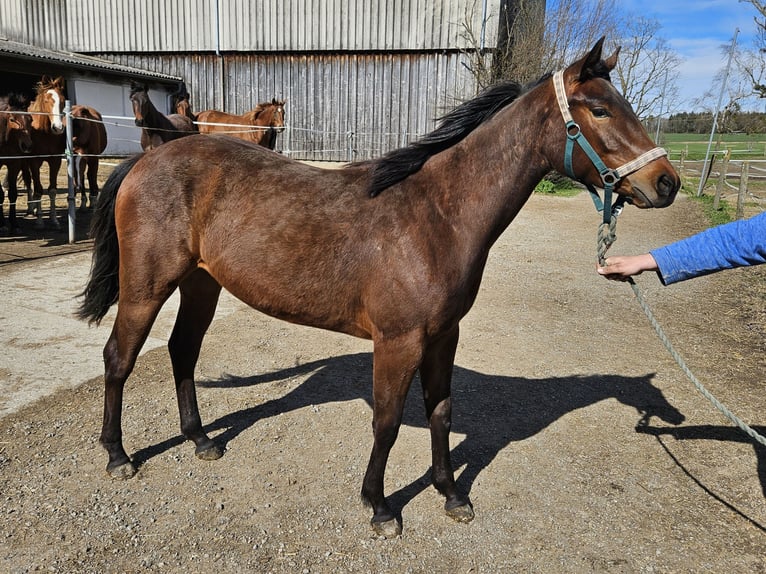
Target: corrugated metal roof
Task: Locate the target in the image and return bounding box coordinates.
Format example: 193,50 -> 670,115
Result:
0,37 -> 182,83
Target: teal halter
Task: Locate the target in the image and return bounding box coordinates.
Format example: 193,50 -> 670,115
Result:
552,70 -> 668,225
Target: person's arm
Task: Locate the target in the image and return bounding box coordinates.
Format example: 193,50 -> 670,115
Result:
597,212 -> 766,284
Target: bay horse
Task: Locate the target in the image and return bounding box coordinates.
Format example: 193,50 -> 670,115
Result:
129,83 -> 197,151
70,104 -> 108,209
77,39 -> 679,537
196,98 -> 286,150
24,76 -> 66,229
0,94 -> 33,233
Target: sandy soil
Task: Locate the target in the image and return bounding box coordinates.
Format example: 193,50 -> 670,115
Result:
0,185 -> 765,573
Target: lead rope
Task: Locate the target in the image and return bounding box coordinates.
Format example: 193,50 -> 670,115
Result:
598,225 -> 766,448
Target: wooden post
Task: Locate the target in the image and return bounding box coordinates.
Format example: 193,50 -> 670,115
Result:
736,161 -> 749,220
713,150 -> 729,211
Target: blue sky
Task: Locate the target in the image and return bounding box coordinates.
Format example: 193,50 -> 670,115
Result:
618,0 -> 759,110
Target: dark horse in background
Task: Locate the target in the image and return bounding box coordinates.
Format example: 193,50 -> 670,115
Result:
129,83 -> 197,151
0,94 -> 33,233
78,39 -> 679,537
70,104 -> 108,209
196,98 -> 286,150
24,76 -> 66,230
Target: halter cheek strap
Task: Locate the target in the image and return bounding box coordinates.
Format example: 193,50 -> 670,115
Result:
552,70 -> 667,224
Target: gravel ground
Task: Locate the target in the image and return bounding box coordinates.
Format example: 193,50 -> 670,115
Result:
0,190 -> 764,573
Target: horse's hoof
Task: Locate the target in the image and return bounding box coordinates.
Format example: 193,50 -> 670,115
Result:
195,443 -> 223,461
371,517 -> 402,538
446,502 -> 475,523
106,461 -> 137,480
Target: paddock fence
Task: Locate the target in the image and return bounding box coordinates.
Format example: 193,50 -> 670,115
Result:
3,108 -> 765,246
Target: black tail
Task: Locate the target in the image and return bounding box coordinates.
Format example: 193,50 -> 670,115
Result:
76,154 -> 143,325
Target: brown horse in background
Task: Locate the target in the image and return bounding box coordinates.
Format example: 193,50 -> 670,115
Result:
0,94 -> 33,233
173,92 -> 196,123
78,39 -> 679,537
70,104 -> 108,209
196,98 -> 286,149
25,76 -> 66,229
130,83 -> 197,151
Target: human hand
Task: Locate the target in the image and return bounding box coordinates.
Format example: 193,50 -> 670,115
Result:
596,253 -> 658,281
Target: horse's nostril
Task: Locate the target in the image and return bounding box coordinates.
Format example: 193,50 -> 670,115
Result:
658,173 -> 678,196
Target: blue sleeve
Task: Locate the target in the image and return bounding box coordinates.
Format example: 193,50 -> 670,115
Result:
650,211 -> 766,285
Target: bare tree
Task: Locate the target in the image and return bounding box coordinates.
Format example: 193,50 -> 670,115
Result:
461,0 -> 681,118
611,17 -> 683,117
736,0 -> 766,100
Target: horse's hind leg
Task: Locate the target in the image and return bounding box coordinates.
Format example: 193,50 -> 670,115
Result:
101,298 -> 169,479
419,326 -> 474,523
169,269 -> 223,461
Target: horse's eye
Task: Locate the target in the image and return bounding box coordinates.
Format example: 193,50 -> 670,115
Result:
591,107 -> 610,119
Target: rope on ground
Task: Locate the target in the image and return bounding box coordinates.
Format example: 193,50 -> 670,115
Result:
599,224 -> 766,448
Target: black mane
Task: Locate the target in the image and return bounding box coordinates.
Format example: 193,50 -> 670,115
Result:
364,75 -> 550,197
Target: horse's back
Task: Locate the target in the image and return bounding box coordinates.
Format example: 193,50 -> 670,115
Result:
114,134 -> 382,335
195,110 -> 258,140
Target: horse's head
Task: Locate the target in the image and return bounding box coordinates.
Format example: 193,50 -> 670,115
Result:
129,83 -> 150,127
547,38 -> 679,209
269,98 -> 286,133
252,99 -> 287,133
33,76 -> 65,135
174,95 -> 195,120
0,94 -> 33,153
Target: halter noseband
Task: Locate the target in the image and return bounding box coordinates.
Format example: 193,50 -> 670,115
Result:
552,70 -> 667,224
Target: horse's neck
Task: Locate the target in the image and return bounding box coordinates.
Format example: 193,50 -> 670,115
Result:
419,88 -> 555,247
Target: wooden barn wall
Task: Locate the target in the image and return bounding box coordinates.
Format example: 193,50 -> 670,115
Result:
103,51 -> 483,162
61,0 -> 497,53
0,0 -> 67,48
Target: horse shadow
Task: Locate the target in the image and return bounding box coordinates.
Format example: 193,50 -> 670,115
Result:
130,352 -> 765,521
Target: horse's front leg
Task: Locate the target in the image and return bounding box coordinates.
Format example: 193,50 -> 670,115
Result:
6,169 -> 19,235
75,155 -> 87,210
169,270 -> 223,461
44,158 -> 61,229
362,332 -> 424,537
420,326 -> 474,522
86,158 -> 100,208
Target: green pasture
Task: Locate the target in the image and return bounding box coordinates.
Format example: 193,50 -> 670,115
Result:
661,132 -> 766,160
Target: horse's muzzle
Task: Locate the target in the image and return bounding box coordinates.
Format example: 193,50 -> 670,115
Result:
134,119 -> 145,127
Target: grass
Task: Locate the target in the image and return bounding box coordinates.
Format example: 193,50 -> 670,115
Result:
662,132 -> 766,160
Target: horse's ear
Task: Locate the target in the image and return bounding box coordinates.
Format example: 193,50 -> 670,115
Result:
604,46 -> 621,71
578,36 -> 606,81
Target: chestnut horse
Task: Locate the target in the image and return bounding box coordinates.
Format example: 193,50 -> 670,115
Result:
129,83 -> 197,151
24,76 -> 66,229
70,104 -> 108,209
78,39 -> 679,537
196,98 -> 286,149
0,94 -> 33,233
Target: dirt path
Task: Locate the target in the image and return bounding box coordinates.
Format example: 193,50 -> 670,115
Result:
0,192 -> 764,573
